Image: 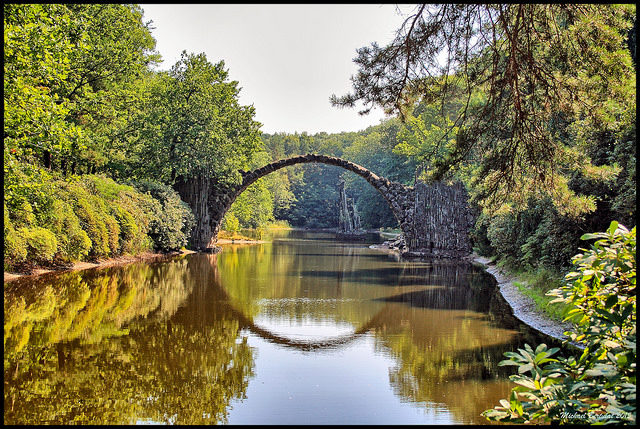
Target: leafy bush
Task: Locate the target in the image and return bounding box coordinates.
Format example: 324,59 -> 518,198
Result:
221,213 -> 241,234
4,205 -> 27,269
485,213 -> 520,266
46,200 -> 92,262
20,226 -> 58,263
3,160 -> 194,269
483,221 -> 636,424
227,178 -> 274,229
133,180 -> 195,252
482,198 -> 585,272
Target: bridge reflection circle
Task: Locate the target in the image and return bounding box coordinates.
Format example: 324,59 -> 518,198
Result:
212,263 -> 389,352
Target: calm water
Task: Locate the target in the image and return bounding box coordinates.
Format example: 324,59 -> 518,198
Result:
3,230 -> 557,425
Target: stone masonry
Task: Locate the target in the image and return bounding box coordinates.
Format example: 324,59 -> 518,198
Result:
175,154 -> 474,258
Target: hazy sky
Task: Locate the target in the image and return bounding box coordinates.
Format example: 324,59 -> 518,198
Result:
141,4 -> 418,134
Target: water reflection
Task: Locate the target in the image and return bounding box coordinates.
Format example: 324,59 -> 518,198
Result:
4,256 -> 255,425
4,231 -> 559,425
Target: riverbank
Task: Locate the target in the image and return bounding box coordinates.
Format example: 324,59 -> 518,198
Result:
3,250 -> 195,284
472,255 -> 573,343
3,236 -> 271,283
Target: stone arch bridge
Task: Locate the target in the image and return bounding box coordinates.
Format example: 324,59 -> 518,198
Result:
175,154 -> 474,258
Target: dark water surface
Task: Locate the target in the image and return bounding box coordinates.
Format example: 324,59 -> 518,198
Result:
4,230 -> 556,425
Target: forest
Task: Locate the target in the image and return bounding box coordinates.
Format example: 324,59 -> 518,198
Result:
3,4 -> 636,424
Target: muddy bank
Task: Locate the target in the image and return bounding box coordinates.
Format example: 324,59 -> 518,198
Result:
4,250 -> 195,284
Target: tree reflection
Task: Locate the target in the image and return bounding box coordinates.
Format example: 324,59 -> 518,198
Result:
3,255 -> 255,425
370,262 -> 561,424
4,240 -> 564,425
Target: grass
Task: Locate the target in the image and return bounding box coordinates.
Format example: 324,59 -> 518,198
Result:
217,230 -> 258,241
503,265 -> 572,322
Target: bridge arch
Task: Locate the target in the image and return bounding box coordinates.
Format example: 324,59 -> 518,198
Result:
234,154 -> 410,226
174,153 -> 474,258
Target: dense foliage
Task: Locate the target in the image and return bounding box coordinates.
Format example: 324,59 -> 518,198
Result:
3,4 -> 262,270
4,155 -> 195,271
125,51 -> 262,186
332,4 -> 636,216
483,222 -> 636,424
4,3 -> 159,174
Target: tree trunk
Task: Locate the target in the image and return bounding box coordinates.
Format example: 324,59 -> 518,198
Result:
174,175 -> 215,250
43,151 -> 51,169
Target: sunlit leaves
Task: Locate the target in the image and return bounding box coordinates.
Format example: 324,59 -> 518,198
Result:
4,4 -> 159,173
484,221 -> 636,424
131,51 -> 262,185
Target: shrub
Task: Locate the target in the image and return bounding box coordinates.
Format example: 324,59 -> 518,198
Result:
486,212 -> 520,266
84,175 -> 151,254
45,200 -> 92,262
483,221 -> 636,424
20,226 -> 58,263
4,229 -> 28,268
133,180 -> 194,252
3,160 -> 193,268
222,212 -> 241,234
4,204 -> 27,269
74,192 -> 111,259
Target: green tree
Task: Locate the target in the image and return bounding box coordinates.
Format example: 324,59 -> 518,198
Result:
4,4 -> 158,174
131,51 -> 261,186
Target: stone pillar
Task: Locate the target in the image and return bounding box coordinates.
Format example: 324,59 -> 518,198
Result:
173,175 -> 227,251
402,181 -> 474,258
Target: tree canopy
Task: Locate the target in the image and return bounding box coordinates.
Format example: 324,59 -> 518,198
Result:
129,51 -> 263,186
332,4 -> 636,216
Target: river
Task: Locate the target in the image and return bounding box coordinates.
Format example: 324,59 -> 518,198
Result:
3,230 -> 559,425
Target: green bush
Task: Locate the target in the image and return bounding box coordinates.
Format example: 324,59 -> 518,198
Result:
3,160 -> 193,269
483,221 -> 636,424
132,180 -> 194,252
4,204 -> 27,269
486,212 -> 520,266
20,226 -> 58,263
45,200 -> 92,262
73,191 -> 111,259
222,212 -> 241,233
4,229 -> 28,269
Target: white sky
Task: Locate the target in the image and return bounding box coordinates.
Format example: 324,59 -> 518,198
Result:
141,4 -> 419,134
